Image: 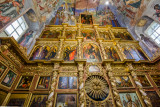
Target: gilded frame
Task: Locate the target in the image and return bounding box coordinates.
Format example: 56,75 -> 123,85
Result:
54,92 -> 78,107
15,75 -> 35,90
0,69 -> 17,89
0,61 -> 8,78
149,73 -> 160,87
80,13 -> 94,25
86,63 -> 103,76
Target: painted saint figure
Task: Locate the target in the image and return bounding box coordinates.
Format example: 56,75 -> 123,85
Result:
105,47 -> 121,61
64,47 -> 77,61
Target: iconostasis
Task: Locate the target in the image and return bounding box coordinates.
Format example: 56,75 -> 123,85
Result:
0,22 -> 160,107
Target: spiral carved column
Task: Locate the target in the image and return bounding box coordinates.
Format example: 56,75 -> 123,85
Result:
109,72 -> 123,107
99,40 -> 107,59
78,39 -> 83,59
131,71 -> 152,107
47,63 -> 60,107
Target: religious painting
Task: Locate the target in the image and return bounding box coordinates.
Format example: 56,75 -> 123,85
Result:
30,94 -> 48,107
56,94 -> 77,107
153,4 -> 160,21
123,48 -> 133,59
17,76 -> 33,89
0,0 -> 25,29
41,30 -> 60,38
7,98 -> 26,106
48,46 -> 57,60
0,91 -> 7,105
89,65 -> 100,72
18,30 -> 35,48
146,91 -> 160,106
151,75 -> 160,87
37,76 -> 50,89
124,32 -> 133,40
119,93 -> 142,107
0,62 -> 7,77
113,32 -> 121,38
81,14 -> 93,24
40,46 -> 50,60
1,70 -> 16,87
30,46 -> 43,60
137,75 -> 151,87
64,46 -> 77,61
136,48 -> 148,60
114,76 -> 133,87
83,43 -> 102,62
129,48 -> 141,61
105,47 -> 121,61
82,31 -> 96,41
99,32 -> 111,40
66,32 -> 76,39
26,9 -> 37,22
58,77 -> 77,89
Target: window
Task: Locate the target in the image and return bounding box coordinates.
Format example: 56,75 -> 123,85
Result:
145,21 -> 160,46
5,16 -> 28,40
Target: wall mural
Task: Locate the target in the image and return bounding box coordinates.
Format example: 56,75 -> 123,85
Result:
58,77 -> 77,89
64,46 -> 77,61
119,93 -> 142,107
105,47 -> 121,61
30,94 -> 48,107
37,76 -> 50,89
56,94 -> 77,107
0,0 -> 25,30
17,76 -> 33,89
0,62 -> 6,77
114,76 -> 133,87
83,43 -> 102,62
1,70 -> 16,87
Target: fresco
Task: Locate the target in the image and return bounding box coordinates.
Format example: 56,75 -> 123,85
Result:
0,62 -> 6,77
89,65 -> 100,72
17,76 -> 33,89
41,30 -> 60,38
115,76 -> 132,87
1,70 -> 16,87
82,31 -> 96,41
64,46 -> 77,61
146,91 -> 160,106
37,76 -> 50,89
58,77 -> 77,89
81,14 -> 93,24
0,0 -> 25,29
105,47 -> 121,61
56,94 -> 77,107
30,46 -> 43,60
7,98 -> 25,106
119,93 -> 142,107
137,75 -> 150,87
30,94 -> 48,107
153,4 -> 160,21
26,9 -> 37,22
83,43 -> 102,62
18,30 -> 35,48
99,32 -> 111,40
151,75 -> 160,87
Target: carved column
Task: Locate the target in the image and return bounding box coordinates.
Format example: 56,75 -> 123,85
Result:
131,71 -> 152,107
98,40 -> 107,59
78,63 -> 85,107
108,72 -> 123,107
116,43 -> 126,60
78,39 -> 83,59
47,63 -> 60,107
93,25 -> 100,39
56,39 -> 64,59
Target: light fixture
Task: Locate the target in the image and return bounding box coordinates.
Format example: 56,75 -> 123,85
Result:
105,1 -> 109,5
